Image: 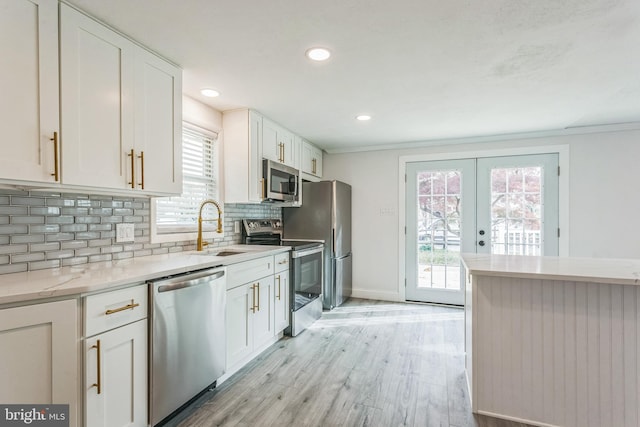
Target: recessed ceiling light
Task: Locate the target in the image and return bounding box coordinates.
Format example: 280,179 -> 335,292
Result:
356,115 -> 371,121
201,88 -> 220,97
306,47 -> 331,61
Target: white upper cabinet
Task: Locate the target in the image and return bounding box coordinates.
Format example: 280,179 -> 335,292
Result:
223,109 -> 264,203
262,118 -> 298,168
134,48 -> 182,194
60,3 -> 182,195
60,4 -> 135,190
300,138 -> 323,179
0,0 -> 60,185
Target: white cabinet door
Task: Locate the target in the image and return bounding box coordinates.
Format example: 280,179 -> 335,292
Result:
85,319 -> 147,427
252,276 -> 274,349
262,117 -> 280,163
248,110 -> 264,202
222,109 -> 263,203
60,3 -> 135,190
301,140 -> 323,178
0,0 -> 60,184
226,284 -> 254,368
274,270 -> 289,333
134,48 -> 182,195
0,299 -> 79,427
279,129 -> 297,168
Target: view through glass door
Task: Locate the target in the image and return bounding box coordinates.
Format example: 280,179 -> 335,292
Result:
405,159 -> 475,305
405,153 -> 559,305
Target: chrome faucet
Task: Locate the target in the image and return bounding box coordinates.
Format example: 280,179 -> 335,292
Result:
196,199 -> 223,251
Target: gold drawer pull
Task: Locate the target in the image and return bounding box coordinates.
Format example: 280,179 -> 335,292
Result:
105,300 -> 140,315
91,339 -> 102,394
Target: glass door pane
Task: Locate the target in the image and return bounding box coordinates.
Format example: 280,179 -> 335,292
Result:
406,159 -> 475,305
477,154 -> 559,256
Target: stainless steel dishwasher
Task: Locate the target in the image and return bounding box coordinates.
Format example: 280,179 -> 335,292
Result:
149,266 -> 226,426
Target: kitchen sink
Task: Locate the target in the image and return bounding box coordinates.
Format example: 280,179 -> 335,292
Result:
195,249 -> 246,256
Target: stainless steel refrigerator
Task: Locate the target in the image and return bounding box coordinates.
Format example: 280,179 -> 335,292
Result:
283,180 -> 352,309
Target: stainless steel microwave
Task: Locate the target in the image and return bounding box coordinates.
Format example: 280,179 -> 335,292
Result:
262,159 -> 299,202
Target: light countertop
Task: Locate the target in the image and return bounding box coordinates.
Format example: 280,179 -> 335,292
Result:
461,253 -> 640,286
0,245 -> 290,305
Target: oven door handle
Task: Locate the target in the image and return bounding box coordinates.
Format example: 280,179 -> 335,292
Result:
291,246 -> 324,258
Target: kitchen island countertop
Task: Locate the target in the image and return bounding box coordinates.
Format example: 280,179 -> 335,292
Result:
461,252 -> 640,286
0,245 -> 290,305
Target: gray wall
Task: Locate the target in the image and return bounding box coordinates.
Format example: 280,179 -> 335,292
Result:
0,190 -> 280,275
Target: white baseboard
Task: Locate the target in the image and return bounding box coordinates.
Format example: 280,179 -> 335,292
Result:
350,288 -> 400,302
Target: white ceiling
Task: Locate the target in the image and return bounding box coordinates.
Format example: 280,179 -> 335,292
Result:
66,0 -> 640,152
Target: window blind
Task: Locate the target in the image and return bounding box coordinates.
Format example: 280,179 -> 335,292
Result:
155,125 -> 219,234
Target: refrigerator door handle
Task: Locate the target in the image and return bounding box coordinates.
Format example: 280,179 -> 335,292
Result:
332,228 -> 336,255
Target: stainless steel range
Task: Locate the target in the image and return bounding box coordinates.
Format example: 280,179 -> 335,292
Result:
243,219 -> 324,336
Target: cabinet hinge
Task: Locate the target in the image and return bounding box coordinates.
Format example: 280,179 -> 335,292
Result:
404,278 -> 407,287
404,226 -> 407,234
558,166 -> 560,176
558,228 -> 561,238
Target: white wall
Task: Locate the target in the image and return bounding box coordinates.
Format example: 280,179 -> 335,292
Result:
182,95 -> 222,131
323,129 -> 640,302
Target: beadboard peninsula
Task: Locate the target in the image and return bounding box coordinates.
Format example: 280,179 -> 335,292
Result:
461,253 -> 640,427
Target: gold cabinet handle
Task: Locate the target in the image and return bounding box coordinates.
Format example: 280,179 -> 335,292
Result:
312,158 -> 316,175
50,132 -> 59,182
260,178 -> 266,200
127,149 -> 135,189
256,283 -> 260,312
91,339 -> 102,394
279,142 -> 285,162
105,300 -> 140,315
137,151 -> 145,190
278,259 -> 288,265
250,284 -> 257,313
276,275 -> 281,301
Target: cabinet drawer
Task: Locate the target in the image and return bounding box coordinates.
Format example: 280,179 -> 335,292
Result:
274,252 -> 290,273
227,256 -> 274,289
85,284 -> 147,337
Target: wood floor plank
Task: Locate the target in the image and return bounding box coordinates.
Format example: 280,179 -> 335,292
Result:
170,299 -> 534,427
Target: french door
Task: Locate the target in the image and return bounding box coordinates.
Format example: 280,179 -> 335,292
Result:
405,154 -> 559,305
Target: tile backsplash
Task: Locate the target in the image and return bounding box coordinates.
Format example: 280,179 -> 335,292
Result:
0,190 -> 281,275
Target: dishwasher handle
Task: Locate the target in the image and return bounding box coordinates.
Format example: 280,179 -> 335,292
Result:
156,270 -> 225,293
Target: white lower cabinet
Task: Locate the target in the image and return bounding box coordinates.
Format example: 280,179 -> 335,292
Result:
85,320 -> 147,427
225,254 -> 299,375
0,299 -> 79,427
84,284 -> 148,427
226,276 -> 274,370
274,252 -> 290,332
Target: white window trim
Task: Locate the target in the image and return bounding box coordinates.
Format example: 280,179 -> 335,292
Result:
150,121 -> 224,244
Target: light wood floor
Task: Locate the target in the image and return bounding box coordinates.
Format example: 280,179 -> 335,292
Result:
168,299 -> 534,427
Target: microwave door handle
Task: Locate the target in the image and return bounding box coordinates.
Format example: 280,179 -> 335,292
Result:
290,175 -> 298,197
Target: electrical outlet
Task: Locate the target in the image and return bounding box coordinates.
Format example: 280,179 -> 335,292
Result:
234,221 -> 241,234
116,223 -> 135,243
